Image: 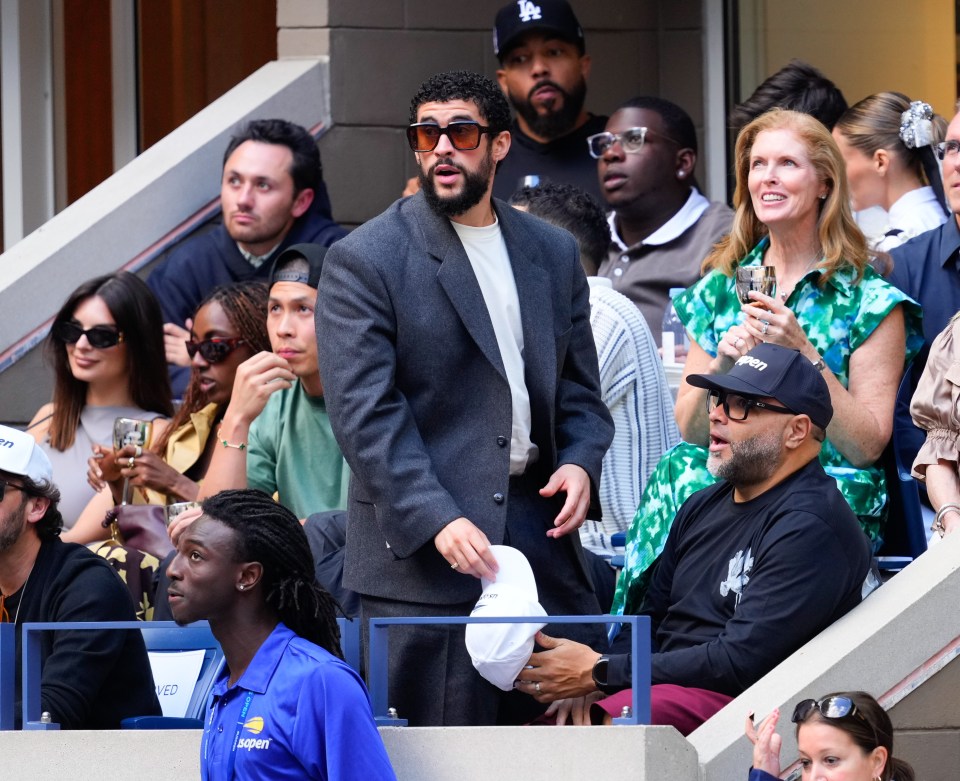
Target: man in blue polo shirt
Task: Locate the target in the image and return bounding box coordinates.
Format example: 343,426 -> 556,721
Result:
167,489 -> 395,781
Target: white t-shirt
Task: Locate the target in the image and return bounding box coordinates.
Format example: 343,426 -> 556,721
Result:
452,218 -> 537,475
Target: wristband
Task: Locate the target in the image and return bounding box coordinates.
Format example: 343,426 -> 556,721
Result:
216,426 -> 247,452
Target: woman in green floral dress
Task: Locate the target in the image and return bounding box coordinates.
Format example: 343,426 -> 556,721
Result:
614,109 -> 921,615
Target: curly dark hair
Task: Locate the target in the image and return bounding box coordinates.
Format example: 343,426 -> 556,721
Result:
200,489 -> 343,658
16,473 -> 63,541
222,118 -> 321,195
617,96 -> 697,153
409,70 -> 511,134
510,183 -> 609,273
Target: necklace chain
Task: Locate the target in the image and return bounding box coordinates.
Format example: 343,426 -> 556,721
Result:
0,566 -> 33,625
777,250 -> 822,301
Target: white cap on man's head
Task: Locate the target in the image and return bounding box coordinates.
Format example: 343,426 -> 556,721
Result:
464,545 -> 547,691
0,424 -> 52,485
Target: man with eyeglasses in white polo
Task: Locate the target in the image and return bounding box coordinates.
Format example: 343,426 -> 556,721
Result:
317,70 -> 613,727
593,96 -> 732,344
516,344 -> 875,733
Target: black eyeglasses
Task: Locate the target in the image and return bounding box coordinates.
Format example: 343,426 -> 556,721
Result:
185,337 -> 247,364
53,321 -> 124,349
406,121 -> 493,152
586,127 -> 682,159
792,696 -> 861,724
936,140 -> 960,160
705,389 -> 796,421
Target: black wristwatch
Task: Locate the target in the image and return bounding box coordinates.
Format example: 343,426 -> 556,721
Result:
592,655 -> 613,693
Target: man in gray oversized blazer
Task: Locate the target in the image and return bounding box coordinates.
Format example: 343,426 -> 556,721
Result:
317,71 -> 614,726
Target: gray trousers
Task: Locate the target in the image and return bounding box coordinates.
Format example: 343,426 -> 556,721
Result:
360,472 -> 606,726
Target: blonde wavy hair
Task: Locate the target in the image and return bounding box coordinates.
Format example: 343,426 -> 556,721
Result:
703,108 -> 869,284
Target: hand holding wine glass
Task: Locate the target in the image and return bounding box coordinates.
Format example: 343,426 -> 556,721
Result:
735,266 -> 777,309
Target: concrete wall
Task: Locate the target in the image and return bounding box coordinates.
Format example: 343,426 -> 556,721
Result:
0,59 -> 331,425
278,0 -> 708,228
0,725 -> 697,780
690,533 -> 960,780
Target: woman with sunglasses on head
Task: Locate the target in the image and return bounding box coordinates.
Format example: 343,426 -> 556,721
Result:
613,109 -> 922,616
833,93 -> 948,253
746,691 -> 915,781
27,272 -> 173,528
64,282 -> 270,545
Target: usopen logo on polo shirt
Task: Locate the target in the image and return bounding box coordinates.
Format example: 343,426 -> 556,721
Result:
237,715 -> 272,750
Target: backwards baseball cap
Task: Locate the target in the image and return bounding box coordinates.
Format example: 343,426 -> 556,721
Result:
269,243 -> 327,290
464,545 -> 548,691
493,0 -> 585,60
686,343 -> 833,430
0,424 -> 53,485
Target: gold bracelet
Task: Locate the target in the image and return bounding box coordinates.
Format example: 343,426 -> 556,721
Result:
216,425 -> 246,452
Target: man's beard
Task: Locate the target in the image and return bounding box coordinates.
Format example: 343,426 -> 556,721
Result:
419,151 -> 494,218
707,429 -> 783,487
510,78 -> 587,140
0,499 -> 27,554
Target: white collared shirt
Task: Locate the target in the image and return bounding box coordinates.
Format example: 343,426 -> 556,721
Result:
609,187 -> 710,251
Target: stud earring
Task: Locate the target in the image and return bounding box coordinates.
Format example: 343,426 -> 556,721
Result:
678,171 -> 685,178
238,584 -> 245,591
819,193 -> 827,200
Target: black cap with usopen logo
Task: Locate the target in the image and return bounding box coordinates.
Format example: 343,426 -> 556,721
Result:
493,0 -> 585,60
686,343 -> 833,429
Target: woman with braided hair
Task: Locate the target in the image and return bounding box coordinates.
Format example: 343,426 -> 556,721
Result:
167,489 -> 396,781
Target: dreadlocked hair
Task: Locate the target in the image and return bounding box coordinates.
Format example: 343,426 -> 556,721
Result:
153,282 -> 270,456
200,489 -> 343,658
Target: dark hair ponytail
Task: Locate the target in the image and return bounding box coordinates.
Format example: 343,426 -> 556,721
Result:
200,489 -> 343,658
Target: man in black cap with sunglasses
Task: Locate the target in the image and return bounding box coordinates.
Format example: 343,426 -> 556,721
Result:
517,344 -> 875,733
317,70 -> 613,727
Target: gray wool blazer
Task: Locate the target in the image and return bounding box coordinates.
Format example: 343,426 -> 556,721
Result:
316,192 -> 613,604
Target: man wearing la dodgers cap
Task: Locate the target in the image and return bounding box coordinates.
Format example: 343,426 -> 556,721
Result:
0,424 -> 159,728
516,344 -> 875,732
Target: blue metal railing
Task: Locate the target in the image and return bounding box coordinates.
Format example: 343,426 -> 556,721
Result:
367,614 -> 650,726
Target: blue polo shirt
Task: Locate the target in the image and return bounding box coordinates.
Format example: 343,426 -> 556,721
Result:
201,622 -> 396,781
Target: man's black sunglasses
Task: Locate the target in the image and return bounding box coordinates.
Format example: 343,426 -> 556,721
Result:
705,389 -> 796,421
185,338 -> 247,364
406,121 -> 493,152
52,321 -> 124,349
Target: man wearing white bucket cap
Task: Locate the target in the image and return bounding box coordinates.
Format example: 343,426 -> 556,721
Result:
0,424 -> 159,728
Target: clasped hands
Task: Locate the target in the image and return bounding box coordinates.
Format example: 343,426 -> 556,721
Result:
716,291 -> 807,368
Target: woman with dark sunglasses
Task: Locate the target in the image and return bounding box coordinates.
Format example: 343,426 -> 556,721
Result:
746,691 -> 915,781
27,272 -> 174,527
64,282 -> 270,545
